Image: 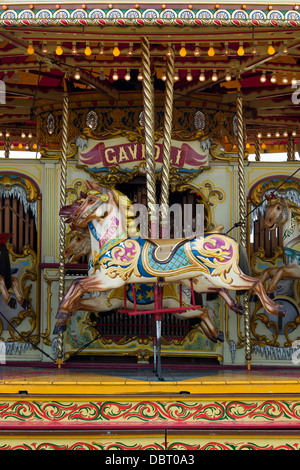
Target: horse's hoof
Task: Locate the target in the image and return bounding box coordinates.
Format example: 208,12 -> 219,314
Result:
277,304 -> 286,317
210,337 -> 218,343
234,303 -> 244,315
218,331 -> 224,342
8,297 -> 16,309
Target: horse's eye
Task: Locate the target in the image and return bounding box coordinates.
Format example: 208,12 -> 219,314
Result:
88,197 -> 93,202
76,237 -> 81,241
277,205 -> 280,210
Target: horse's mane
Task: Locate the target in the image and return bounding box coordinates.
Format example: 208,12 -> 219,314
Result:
104,187 -> 140,238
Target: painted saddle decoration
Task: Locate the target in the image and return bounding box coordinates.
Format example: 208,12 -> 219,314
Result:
54,182 -> 285,335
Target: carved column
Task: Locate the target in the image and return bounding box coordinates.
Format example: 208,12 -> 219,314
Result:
236,89 -> 252,370
287,133 -> 295,161
254,131 -> 260,162
141,36 -> 157,238
56,89 -> 69,368
160,46 -> 175,238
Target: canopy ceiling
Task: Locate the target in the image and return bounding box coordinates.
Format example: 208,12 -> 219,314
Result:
0,2 -> 300,154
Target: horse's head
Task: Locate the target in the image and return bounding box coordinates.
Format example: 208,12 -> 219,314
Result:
60,183 -> 114,227
63,230 -> 91,263
264,194 -> 288,231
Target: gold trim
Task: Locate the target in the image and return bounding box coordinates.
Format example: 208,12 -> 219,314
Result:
0,174 -> 38,202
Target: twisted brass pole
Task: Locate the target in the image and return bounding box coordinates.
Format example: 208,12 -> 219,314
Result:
141,36 -> 157,238
4,132 -> 9,159
160,47 -> 175,238
56,89 -> 69,368
254,131 -> 260,162
287,133 -> 295,161
236,89 -> 252,370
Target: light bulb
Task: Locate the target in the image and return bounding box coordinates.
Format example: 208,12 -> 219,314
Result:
186,70 -> 193,81
275,132 -> 280,137
74,69 -> 80,80
128,43 -> 133,55
137,70 -> 143,81
99,44 -> 104,55
237,43 -> 244,56
174,71 -> 179,81
27,42 -> 34,55
267,132 -> 271,138
42,42 -> 48,53
292,130 -> 297,136
125,70 -> 131,81
208,44 -> 215,56
18,143 -> 23,149
261,143 -> 266,149
161,71 -> 167,81
282,73 -> 288,84
283,43 -> 288,54
283,131 -> 288,137
112,69 -> 118,80
292,74 -> 298,86
56,42 -> 63,55
166,45 -> 172,56
85,42 -> 92,56
270,73 -> 277,83
194,45 -> 200,56
199,71 -> 205,82
5,132 -> 9,138
28,132 -> 32,139
268,43 -> 275,55
257,132 -> 262,139
225,71 -> 231,81
0,132 -> 2,137
252,44 -> 257,55
224,43 -> 229,55
260,72 -> 266,83
179,43 -> 186,57
72,42 -> 77,54
113,43 -> 120,57
21,132 -> 25,138
212,71 -> 218,81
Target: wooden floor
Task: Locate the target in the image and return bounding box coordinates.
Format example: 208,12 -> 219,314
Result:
1,364 -> 300,450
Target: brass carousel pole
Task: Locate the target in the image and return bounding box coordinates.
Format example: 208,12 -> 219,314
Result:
141,36 -> 157,238
160,46 -> 175,238
254,131 -> 261,162
287,133 -> 295,161
56,80 -> 69,368
236,82 -> 252,371
4,131 -> 9,158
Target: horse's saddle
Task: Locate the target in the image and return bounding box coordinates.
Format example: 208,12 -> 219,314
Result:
147,225 -> 224,263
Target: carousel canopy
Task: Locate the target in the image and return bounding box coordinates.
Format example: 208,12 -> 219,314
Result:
0,2 -> 299,155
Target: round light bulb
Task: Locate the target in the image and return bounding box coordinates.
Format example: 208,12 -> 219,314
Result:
72,42 -> 77,54
42,42 -> 48,54
74,70 -> 80,80
292,130 -> 297,136
267,132 -> 271,138
112,70 -> 118,80
113,44 -> 120,57
268,44 -> 275,55
27,43 -> 34,55
270,73 -> 277,83
275,132 -> 280,137
137,71 -> 143,81
125,70 -> 131,81
260,72 -> 266,83
194,46 -> 200,56
28,133 -> 32,139
257,132 -> 262,139
208,45 -> 215,57
186,71 -> 193,81
225,72 -> 231,81
85,43 -> 92,56
199,71 -> 205,82
237,44 -> 244,56
292,75 -> 298,86
21,132 -> 25,138
282,74 -> 288,84
179,45 -> 187,57
56,43 -> 63,55
212,72 -> 218,81
174,71 -> 179,81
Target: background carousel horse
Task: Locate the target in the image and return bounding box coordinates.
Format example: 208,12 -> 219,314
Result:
61,227 -> 246,342
54,182 -> 284,336
0,233 -> 29,309
260,193 -> 300,293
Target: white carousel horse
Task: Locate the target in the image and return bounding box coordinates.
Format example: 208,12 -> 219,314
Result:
54,182 -> 284,335
260,193 -> 300,293
62,232 -> 224,342
61,227 -> 246,342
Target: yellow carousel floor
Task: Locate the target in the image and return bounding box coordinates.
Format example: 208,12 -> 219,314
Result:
0,365 -> 300,450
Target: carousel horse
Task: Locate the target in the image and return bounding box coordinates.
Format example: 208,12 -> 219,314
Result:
54,182 -> 284,335
60,227 -> 246,342
62,230 -> 224,342
0,233 -> 29,310
260,193 -> 300,293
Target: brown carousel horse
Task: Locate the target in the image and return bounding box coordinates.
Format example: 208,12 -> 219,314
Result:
260,193 -> 300,293
0,233 -> 29,309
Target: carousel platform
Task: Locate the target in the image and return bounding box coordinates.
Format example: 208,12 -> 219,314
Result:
0,364 -> 300,450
